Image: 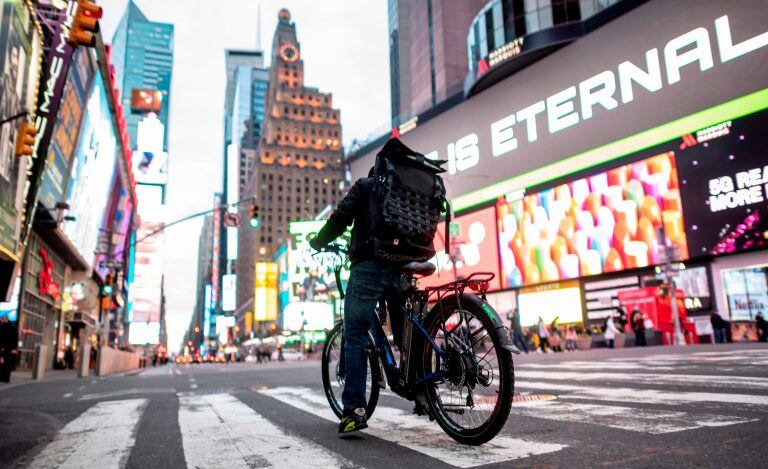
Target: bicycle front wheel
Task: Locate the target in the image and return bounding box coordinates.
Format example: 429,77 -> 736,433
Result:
321,321 -> 381,420
419,295 -> 514,445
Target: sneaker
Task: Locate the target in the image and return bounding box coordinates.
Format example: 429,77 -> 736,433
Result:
338,407 -> 367,433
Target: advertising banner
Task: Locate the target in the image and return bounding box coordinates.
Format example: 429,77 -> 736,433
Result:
130,221 -> 163,324
287,221 -> 349,303
39,47 -> 96,209
282,302 -> 334,331
497,151 -> 688,288
517,280 -> 583,327
675,110 -> 768,256
254,261 -> 277,321
61,73 -> 118,266
0,1 -> 39,260
222,273 -> 236,312
130,89 -> 163,113
132,113 -> 168,185
420,207 -> 502,291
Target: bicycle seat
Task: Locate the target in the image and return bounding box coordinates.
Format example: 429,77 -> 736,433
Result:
402,261 -> 436,277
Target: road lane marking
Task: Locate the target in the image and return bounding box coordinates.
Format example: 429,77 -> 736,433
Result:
513,400 -> 755,434
515,370 -> 768,390
178,393 -> 351,468
78,387 -> 175,401
260,386 -> 566,468
62,393 -> 72,398
190,384 -> 198,389
516,381 -> 768,407
28,398 -> 146,468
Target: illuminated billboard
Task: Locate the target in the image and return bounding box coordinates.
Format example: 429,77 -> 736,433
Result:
222,274 -> 236,312
282,302 -> 334,331
420,207 -> 502,291
497,151 -> 688,288
254,262 -> 278,321
61,73 -> 119,267
130,89 -> 163,113
133,114 -> 168,185
287,221 -> 349,303
129,322 -> 160,345
131,219 -> 163,324
517,281 -> 583,327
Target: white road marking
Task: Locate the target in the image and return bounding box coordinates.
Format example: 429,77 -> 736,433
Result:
78,388 -> 175,401
260,386 -> 566,468
515,370 -> 768,390
62,393 -> 73,399
513,399 -> 755,434
28,398 -> 146,468
190,384 -> 198,389
516,381 -> 768,407
518,362 -> 677,371
178,393 -> 351,468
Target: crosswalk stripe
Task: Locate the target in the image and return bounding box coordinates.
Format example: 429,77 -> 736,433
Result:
515,370 -> 768,390
259,386 -> 566,468
28,399 -> 147,469
178,393 -> 351,468
516,381 -> 768,407
519,362 -> 678,371
513,399 -> 755,434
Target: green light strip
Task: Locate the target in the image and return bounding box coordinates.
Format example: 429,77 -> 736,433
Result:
453,88 -> 768,212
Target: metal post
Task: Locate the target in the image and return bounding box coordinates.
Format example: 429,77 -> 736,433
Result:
659,227 -> 686,346
32,344 -> 47,380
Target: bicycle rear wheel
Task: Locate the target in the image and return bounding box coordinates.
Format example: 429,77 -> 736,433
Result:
419,295 -> 514,445
321,321 -> 381,420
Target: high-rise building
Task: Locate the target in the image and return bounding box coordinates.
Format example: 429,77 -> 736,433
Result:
236,9 -> 344,337
110,0 -> 174,151
110,1 -> 174,348
185,214 -> 213,351
388,0 -> 487,125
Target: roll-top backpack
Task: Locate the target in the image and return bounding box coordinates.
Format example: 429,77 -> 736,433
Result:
370,138 -> 450,263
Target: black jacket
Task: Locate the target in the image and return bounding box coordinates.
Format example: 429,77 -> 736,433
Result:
0,321 -> 18,354
312,177 -> 376,264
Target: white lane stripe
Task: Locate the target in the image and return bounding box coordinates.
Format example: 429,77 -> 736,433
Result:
513,400 -> 755,434
516,370 -> 768,390
260,386 -> 566,468
519,362 -> 678,371
178,393 -> 350,468
29,398 -> 146,469
516,381 -> 768,407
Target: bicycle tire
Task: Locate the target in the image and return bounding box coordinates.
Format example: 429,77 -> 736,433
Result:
418,294 -> 515,445
321,321 -> 381,420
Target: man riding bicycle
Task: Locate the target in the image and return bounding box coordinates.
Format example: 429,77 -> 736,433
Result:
310,138 -> 439,433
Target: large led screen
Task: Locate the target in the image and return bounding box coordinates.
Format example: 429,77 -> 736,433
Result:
498,152 -> 688,288
675,109 -> 768,256
420,207 -> 502,291
254,262 -> 278,321
61,74 -> 118,267
517,282 -> 583,327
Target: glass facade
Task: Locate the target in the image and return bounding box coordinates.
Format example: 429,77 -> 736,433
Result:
723,266 -> 768,321
110,0 -> 174,151
468,0 -> 622,77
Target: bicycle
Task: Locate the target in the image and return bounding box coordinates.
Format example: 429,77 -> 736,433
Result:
320,244 -> 519,445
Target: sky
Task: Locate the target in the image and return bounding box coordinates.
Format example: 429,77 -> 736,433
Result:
100,0 -> 391,353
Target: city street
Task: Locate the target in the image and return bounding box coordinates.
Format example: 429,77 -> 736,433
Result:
1,344 -> 767,468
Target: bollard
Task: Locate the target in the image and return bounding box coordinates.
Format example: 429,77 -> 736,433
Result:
78,342 -> 90,378
32,344 -> 47,380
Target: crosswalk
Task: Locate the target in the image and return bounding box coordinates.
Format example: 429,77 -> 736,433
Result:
19,348 -> 768,468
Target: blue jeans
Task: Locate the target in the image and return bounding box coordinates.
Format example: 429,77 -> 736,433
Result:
342,260 -> 403,413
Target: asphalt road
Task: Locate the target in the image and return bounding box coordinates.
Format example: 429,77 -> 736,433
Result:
1,343 -> 767,468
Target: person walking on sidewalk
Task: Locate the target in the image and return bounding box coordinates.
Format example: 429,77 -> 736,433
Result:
510,309 -> 529,353
756,311 -> 768,342
537,317 -> 550,353
0,315 -> 19,383
604,314 -> 620,349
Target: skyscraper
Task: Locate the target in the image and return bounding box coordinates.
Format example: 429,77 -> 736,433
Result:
236,9 -> 344,336
110,1 -> 174,348
388,0 -> 487,125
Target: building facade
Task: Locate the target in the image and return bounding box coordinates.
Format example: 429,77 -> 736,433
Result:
388,0 -> 488,125
350,0 -> 768,341
110,1 -> 174,349
235,9 -> 344,339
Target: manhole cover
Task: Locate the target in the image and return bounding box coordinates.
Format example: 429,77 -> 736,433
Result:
513,393 -> 557,403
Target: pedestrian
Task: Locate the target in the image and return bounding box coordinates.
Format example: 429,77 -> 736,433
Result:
710,310 -> 727,343
0,315 -> 19,383
537,317 -> 550,353
565,326 -> 577,351
64,347 -> 75,369
550,328 -> 562,352
510,309 -> 529,353
756,311 -> 768,343
615,305 -> 628,331
604,314 -> 620,349
631,309 -> 646,347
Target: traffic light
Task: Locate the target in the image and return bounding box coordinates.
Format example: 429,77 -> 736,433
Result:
68,0 -> 102,47
102,273 -> 113,296
13,122 -> 37,157
249,204 -> 260,228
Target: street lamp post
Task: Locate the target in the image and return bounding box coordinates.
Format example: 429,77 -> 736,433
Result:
658,227 -> 686,346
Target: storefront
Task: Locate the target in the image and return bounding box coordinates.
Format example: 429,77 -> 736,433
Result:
347,0 -> 768,337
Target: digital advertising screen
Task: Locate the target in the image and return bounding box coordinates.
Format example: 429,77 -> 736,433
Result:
128,321 -> 160,345
61,73 -> 119,267
420,207 -> 502,291
286,221 -> 349,304
39,48 -> 96,209
675,109 -> 768,257
254,262 -> 278,321
497,151 -> 688,288
517,281 -> 583,327
130,88 -> 163,113
282,301 -> 334,331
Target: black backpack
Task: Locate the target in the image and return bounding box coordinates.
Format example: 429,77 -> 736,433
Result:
370,138 -> 450,263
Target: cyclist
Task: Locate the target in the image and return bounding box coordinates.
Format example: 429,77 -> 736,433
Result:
310,139 -> 415,434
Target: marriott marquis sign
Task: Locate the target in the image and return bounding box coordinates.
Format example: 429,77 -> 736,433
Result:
426,15 -> 768,175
